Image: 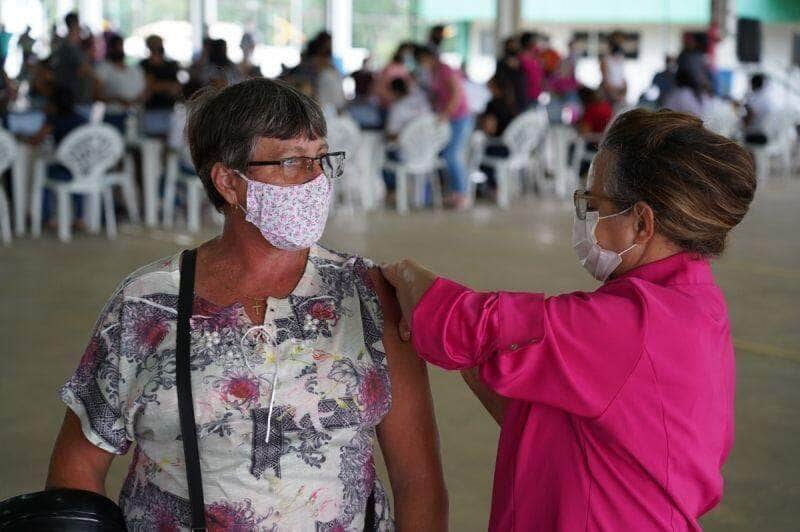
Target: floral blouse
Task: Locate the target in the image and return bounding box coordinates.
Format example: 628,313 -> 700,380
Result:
60,245 -> 394,531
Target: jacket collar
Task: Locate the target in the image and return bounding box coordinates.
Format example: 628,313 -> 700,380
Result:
612,252 -> 715,286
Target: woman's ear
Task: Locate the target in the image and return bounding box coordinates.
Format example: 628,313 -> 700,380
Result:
211,163 -> 240,207
634,201 -> 656,245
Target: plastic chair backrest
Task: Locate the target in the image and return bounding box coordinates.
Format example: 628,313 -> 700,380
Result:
398,113 -> 452,173
501,108 -> 548,158
704,99 -> 740,139
326,114 -> 362,162
55,123 -> 124,182
0,128 -> 18,175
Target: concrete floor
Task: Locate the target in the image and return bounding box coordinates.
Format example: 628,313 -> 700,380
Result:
1,178 -> 798,530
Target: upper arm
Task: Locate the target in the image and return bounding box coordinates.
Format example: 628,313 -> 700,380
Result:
367,269 -> 445,492
412,278 -> 646,417
46,409 -> 115,495
478,284 -> 647,416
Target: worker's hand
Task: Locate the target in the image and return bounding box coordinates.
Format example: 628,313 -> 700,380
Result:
381,259 -> 438,342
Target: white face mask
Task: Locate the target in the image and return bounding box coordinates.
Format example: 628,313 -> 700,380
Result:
572,206 -> 637,282
235,171 -> 332,251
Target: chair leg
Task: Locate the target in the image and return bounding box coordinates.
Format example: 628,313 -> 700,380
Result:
430,172 -> 444,210
30,169 -> 45,238
0,191 -> 11,245
187,183 -> 201,233
120,157 -> 141,223
412,173 -> 425,209
85,192 -> 102,234
103,187 -> 117,240
496,163 -> 510,210
162,155 -> 178,228
56,189 -> 72,243
396,169 -> 409,215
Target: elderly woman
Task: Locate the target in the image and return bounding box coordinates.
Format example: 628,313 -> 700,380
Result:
383,109 -> 756,530
47,78 -> 447,530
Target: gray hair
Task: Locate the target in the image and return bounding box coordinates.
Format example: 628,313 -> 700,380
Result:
185,78 -> 327,210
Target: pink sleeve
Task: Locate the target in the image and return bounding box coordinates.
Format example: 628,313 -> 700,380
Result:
412,277 -> 647,417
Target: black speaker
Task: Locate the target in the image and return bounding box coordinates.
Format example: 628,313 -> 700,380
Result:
737,18 -> 761,63
793,33 -> 800,66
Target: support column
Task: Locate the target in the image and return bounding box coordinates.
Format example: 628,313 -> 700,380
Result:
495,0 -> 522,51
78,0 -> 103,32
57,0 -> 76,19
326,0 -> 352,59
290,0 -> 303,46
189,0 -> 207,53
711,0 -> 737,69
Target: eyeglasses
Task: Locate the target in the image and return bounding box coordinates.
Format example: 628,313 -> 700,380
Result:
247,151 -> 346,184
573,189 -> 612,220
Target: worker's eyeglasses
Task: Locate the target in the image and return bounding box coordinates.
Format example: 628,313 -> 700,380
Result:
247,151 -> 346,185
573,189 -> 633,220
573,189 -> 611,220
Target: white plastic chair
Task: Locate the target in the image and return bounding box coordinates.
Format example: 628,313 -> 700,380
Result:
703,98 -> 742,140
478,108 -> 549,209
30,124 -> 125,242
326,115 -> 364,212
465,130 -> 488,203
384,113 -> 451,215
163,143 -> 222,233
0,129 -> 16,245
749,109 -> 797,181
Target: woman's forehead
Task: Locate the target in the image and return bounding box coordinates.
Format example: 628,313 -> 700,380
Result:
252,136 -> 328,158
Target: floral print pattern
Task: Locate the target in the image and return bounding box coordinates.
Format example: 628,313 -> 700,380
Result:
243,172 -> 333,251
61,245 -> 393,531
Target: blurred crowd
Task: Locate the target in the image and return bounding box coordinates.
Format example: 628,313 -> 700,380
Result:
0,13 -> 788,224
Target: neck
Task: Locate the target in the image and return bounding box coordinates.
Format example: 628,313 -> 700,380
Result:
201,211 -> 309,297
620,236 -> 681,277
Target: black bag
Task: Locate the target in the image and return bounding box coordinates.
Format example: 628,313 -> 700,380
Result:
0,488 -> 127,531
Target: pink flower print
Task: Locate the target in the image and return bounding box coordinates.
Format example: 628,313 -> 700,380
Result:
153,510 -> 180,532
206,503 -> 236,530
205,501 -> 259,532
192,297 -> 240,332
134,315 -> 169,351
313,349 -> 333,362
79,336 -> 101,369
221,373 -> 260,411
310,301 -> 337,325
359,367 -> 390,424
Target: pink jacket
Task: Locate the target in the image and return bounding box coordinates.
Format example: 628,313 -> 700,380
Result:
412,253 -> 735,531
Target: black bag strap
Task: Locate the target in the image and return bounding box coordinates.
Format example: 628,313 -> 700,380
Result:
177,248 -> 206,531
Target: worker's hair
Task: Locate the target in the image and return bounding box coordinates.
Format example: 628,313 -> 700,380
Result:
600,108 -> 756,257
185,78 -> 327,210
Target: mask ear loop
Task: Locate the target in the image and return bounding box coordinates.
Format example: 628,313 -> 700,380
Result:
240,325 -> 281,444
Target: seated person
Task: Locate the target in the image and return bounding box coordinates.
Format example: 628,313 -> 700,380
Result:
381,78 -> 431,198
27,89 -> 88,227
476,74 -> 520,195
743,73 -> 772,145
95,34 -> 145,132
347,58 -> 382,130
572,86 -> 613,178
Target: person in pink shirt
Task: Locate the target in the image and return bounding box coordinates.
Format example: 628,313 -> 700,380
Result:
382,108 -> 757,530
374,42 -> 415,109
519,31 -> 545,106
415,45 -> 472,210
